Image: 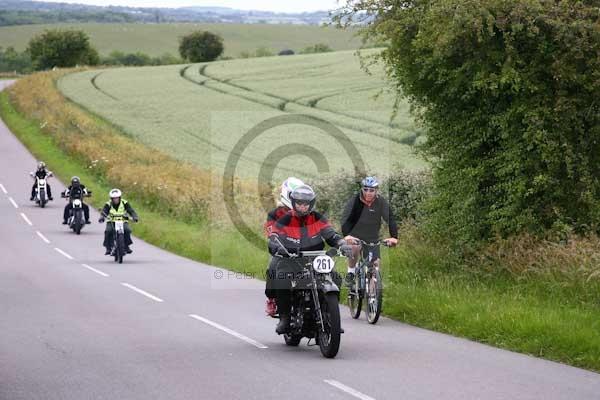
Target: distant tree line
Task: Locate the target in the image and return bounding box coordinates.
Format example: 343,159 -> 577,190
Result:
0,10 -> 134,26
0,28 -> 338,74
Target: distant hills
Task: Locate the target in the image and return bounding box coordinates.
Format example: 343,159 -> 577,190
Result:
0,0 -> 334,26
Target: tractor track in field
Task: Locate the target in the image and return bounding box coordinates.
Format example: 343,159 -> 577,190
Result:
90,72 -> 119,101
180,64 -> 417,145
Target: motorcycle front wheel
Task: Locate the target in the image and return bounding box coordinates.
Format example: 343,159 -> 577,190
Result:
319,292 -> 341,358
115,234 -> 125,264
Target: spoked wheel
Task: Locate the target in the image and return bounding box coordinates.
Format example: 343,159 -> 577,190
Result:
283,333 -> 302,346
115,234 -> 125,264
347,272 -> 362,319
366,268 -> 383,324
319,292 -> 341,358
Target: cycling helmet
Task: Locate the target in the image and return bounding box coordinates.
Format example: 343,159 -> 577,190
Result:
290,185 -> 316,217
361,176 -> 379,189
109,188 -> 122,199
280,177 -> 304,209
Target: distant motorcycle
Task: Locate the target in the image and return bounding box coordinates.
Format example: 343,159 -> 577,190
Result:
30,172 -> 52,208
274,241 -> 345,359
110,214 -> 131,264
62,191 -> 92,235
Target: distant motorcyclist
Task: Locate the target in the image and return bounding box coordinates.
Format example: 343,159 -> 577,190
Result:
30,161 -> 53,201
62,176 -> 91,225
340,176 -> 398,287
98,188 -> 138,255
264,177 -> 304,317
269,185 -> 352,334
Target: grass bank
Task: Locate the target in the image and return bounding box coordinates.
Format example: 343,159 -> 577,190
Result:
2,73 -> 599,371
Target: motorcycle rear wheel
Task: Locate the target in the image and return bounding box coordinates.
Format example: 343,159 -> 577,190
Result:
283,333 -> 302,346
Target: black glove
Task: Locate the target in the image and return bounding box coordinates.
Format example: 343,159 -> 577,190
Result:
340,244 -> 353,258
133,217 -> 139,223
98,217 -> 105,223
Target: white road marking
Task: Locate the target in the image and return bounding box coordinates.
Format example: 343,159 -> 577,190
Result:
8,197 -> 18,209
36,231 -> 51,244
0,183 -> 7,194
188,314 -> 268,349
324,380 -> 376,400
82,264 -> 109,277
54,247 -> 74,260
20,213 -> 33,226
121,283 -> 164,303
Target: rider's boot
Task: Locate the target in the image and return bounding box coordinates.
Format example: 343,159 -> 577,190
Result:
104,247 -> 111,255
276,314 -> 290,334
125,246 -> 133,254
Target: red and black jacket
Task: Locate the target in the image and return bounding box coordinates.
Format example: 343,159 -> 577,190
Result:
263,206 -> 289,237
268,210 -> 343,256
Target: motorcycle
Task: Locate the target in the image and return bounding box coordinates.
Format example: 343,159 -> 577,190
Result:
30,172 -> 52,208
274,240 -> 345,358
62,191 -> 92,235
110,214 -> 131,264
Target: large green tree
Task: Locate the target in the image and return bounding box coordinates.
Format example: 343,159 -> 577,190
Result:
338,0 -> 600,243
27,29 -> 99,70
178,31 -> 224,62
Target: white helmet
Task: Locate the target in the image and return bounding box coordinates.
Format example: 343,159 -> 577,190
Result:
280,177 -> 304,209
109,188 -> 122,199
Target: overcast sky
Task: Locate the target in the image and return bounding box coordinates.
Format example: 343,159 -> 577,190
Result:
41,0 -> 341,13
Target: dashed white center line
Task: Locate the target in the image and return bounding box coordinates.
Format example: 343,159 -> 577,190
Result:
36,231 -> 51,244
54,247 -> 74,260
121,283 -> 164,303
324,380 -> 376,400
82,264 -> 109,277
0,183 -> 7,194
8,197 -> 18,209
188,314 -> 268,349
20,213 -> 33,226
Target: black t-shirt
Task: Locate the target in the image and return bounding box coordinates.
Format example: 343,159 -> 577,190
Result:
341,193 -> 398,242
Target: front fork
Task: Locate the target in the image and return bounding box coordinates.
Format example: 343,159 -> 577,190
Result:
310,273 -> 326,333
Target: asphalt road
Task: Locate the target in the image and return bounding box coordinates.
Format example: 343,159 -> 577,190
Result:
1,79 -> 599,400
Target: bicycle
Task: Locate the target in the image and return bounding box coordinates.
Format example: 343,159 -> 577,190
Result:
347,239 -> 391,324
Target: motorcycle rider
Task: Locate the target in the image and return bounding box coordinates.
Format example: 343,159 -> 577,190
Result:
340,176 -> 398,287
268,185 -> 353,334
62,176 -> 91,225
30,161 -> 53,201
264,177 -> 304,317
98,188 -> 139,255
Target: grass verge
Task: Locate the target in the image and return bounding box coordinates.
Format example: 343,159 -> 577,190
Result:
1,76 -> 599,372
